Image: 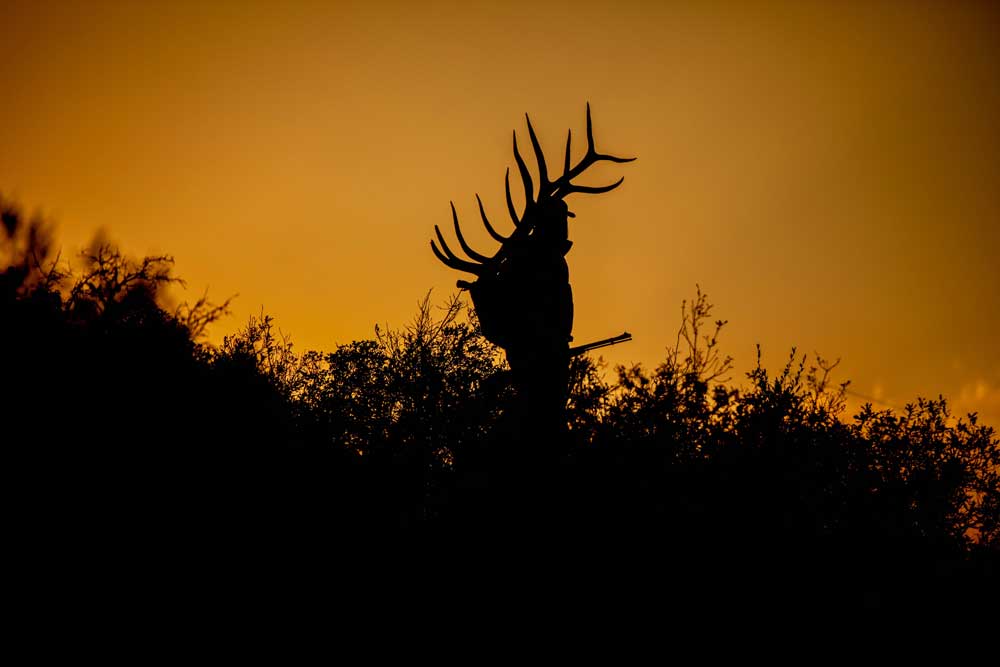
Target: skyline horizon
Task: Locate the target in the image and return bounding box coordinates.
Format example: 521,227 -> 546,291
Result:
3,0 -> 998,425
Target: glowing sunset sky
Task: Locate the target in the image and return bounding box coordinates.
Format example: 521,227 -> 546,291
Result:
3,0 -> 998,424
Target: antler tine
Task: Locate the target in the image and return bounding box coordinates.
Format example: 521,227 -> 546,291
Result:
451,202 -> 491,263
563,129 -> 572,181
559,176 -> 626,196
476,193 -> 509,243
552,102 -> 636,198
504,169 -> 522,226
433,224 -> 481,272
430,240 -> 482,275
512,131 -> 534,207
586,101 -> 595,155
525,114 -> 549,195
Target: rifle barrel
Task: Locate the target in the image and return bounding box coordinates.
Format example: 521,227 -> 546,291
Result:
569,331 -> 632,356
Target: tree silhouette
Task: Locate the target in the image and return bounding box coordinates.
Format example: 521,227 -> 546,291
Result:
3,193 -> 996,611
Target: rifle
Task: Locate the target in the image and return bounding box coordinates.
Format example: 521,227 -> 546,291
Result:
569,331 -> 632,357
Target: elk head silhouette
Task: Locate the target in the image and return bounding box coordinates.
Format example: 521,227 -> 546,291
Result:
430,103 -> 635,355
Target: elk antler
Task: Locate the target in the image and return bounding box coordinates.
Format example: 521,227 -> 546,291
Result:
431,103 -> 635,277
532,102 -> 636,202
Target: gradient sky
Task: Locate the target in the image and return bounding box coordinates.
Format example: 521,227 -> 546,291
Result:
3,0 -> 999,424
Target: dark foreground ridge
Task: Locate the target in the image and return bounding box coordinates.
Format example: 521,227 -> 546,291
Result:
3,197 -> 997,614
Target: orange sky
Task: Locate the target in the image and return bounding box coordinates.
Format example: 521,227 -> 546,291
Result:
3,0 -> 999,425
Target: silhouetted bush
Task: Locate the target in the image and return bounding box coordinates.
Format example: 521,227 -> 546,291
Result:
4,196 -> 995,609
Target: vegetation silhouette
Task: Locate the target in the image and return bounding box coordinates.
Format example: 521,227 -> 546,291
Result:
3,193 -> 997,611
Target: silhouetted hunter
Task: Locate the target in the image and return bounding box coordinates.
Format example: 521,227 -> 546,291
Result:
431,104 -> 635,433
